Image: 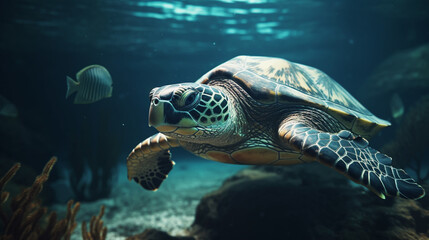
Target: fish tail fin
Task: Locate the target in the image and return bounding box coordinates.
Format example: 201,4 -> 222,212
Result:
66,76 -> 79,99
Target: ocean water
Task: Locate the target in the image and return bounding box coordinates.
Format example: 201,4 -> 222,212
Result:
1,0 -> 429,239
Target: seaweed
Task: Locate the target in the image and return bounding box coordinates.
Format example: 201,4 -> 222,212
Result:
384,95 -> 429,183
82,205 -> 107,240
0,157 -> 108,240
0,157 -> 79,240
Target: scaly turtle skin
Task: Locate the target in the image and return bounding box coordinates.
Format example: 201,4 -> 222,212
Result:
127,56 -> 425,199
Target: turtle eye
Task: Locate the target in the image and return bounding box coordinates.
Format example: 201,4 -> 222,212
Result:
184,91 -> 197,105
175,90 -> 200,110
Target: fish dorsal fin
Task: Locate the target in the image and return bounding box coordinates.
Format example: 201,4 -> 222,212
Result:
76,65 -> 106,79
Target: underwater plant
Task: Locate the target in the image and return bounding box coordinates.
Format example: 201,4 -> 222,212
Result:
383,95 -> 429,183
0,157 -> 79,240
0,157 -> 107,240
82,205 -> 107,240
69,107 -> 122,201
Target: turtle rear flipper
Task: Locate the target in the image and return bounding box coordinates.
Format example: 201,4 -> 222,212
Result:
279,122 -> 425,200
127,133 -> 178,191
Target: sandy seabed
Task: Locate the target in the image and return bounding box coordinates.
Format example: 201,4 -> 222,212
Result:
52,158 -> 245,240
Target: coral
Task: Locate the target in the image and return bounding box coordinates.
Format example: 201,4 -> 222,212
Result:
0,162 -> 20,226
1,155 -> 189,240
383,95 -> 429,183
0,157 -> 80,240
68,107 -> 122,201
82,205 -> 107,240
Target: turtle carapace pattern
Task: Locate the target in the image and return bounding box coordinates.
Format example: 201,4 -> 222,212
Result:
127,56 -> 425,200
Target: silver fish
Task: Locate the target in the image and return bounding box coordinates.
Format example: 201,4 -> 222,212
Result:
0,94 -> 18,117
66,65 -> 113,104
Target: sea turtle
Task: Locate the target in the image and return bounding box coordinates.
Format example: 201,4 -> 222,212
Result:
127,56 -> 425,199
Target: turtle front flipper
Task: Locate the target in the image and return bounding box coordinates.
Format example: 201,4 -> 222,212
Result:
127,133 -> 180,191
278,121 -> 425,200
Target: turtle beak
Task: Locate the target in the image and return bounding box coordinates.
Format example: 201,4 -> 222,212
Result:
149,98 -> 196,132
148,98 -> 167,128
148,85 -> 200,132
149,99 -> 190,132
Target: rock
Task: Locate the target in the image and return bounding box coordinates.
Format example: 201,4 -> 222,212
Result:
369,43 -> 429,96
361,43 -> 429,113
370,0 -> 429,22
126,229 -> 195,240
371,199 -> 429,239
189,164 -> 429,240
382,95 -> 429,184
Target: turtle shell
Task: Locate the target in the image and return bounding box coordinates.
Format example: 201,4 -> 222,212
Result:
196,56 -> 390,138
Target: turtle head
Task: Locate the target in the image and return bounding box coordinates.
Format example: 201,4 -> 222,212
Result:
148,83 -> 231,141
